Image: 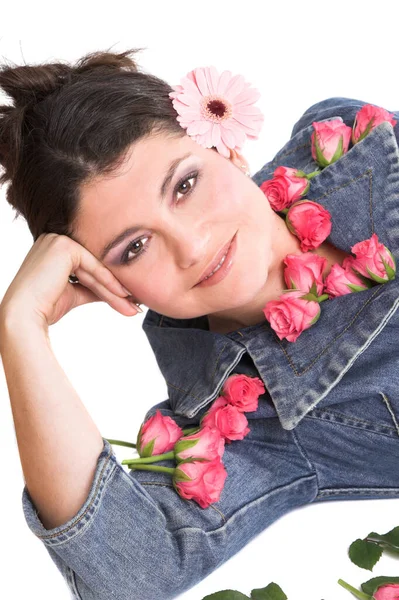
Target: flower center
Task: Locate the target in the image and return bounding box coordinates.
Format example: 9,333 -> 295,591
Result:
201,95 -> 233,122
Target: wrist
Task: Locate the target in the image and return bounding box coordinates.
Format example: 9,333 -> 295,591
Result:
0,309 -> 49,353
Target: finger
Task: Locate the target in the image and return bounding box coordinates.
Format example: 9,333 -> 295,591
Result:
70,269 -> 142,316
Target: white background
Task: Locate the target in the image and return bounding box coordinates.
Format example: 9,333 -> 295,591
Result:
1,1 -> 398,599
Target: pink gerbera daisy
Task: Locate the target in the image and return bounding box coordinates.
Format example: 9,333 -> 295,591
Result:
169,66 -> 264,158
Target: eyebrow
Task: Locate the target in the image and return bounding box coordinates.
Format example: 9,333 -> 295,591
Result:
100,152 -> 193,261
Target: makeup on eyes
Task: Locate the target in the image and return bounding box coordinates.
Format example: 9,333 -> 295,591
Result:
118,166 -> 202,265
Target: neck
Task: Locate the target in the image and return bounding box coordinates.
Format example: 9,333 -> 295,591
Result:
207,212 -> 351,335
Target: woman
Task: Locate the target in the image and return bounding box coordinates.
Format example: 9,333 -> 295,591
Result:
0,48 -> 398,600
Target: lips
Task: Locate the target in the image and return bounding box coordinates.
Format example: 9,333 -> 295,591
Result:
196,233 -> 236,285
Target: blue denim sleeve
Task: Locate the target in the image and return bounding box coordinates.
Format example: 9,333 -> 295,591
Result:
21,394 -> 318,600
20,399 -> 216,599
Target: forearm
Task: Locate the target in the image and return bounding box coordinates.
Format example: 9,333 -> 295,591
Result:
0,315 -> 104,530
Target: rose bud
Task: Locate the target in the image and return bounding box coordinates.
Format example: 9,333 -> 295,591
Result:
260,166 -> 310,212
174,425 -> 225,463
263,289 -> 321,342
286,200 -> 332,252
283,252 -> 327,295
374,583 -> 399,600
173,457 -> 228,508
352,103 -> 397,144
221,373 -> 266,412
200,396 -> 251,444
311,118 -> 352,167
346,233 -> 396,283
137,409 -> 183,457
324,262 -> 371,298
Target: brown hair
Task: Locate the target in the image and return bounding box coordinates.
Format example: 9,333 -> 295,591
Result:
0,47 -> 185,242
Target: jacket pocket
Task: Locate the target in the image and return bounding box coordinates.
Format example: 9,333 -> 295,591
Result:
305,392 -> 399,439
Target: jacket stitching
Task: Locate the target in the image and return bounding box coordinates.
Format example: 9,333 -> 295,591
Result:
291,429 -> 320,491
380,392 -> 399,437
310,168 -> 373,206
36,448 -> 114,540
139,481 -> 227,523
317,487 -> 399,497
306,407 -> 398,434
276,284 -> 383,376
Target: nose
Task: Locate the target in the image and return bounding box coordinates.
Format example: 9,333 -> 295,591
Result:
169,224 -> 211,270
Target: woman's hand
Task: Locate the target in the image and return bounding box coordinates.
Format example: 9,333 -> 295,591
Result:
0,232 -> 141,329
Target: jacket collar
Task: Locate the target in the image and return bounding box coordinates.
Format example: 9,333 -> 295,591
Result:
142,119 -> 399,430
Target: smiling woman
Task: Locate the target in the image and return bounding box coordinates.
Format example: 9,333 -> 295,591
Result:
1,46 -> 399,600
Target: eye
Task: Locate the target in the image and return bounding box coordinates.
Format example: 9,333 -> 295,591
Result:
174,170 -> 199,203
120,170 -> 201,265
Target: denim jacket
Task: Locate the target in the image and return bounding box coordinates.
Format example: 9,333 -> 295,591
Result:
21,97 -> 399,600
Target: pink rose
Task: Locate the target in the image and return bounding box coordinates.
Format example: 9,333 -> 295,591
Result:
324,262 -> 370,298
173,457 -> 228,508
137,410 -> 184,457
263,289 -> 321,342
352,104 -> 397,144
260,166 -> 309,211
311,119 -> 352,167
174,425 -> 225,463
221,373 -> 265,412
374,583 -> 399,600
286,200 -> 332,252
346,233 -> 396,282
200,396 -> 251,444
283,252 -> 327,295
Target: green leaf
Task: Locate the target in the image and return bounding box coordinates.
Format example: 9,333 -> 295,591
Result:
173,467 -> 192,482
313,131 -> 330,168
141,437 -> 156,458
328,134 -> 345,165
251,582 -> 288,599
361,575 -> 399,596
346,284 -> 368,293
366,526 -> 399,553
201,591 -> 250,600
349,538 -> 384,570
381,257 -> 396,281
365,265 -> 389,284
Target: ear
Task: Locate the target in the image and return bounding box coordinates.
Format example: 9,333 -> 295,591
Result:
228,148 -> 250,174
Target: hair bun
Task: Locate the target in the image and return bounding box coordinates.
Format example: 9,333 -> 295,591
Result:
0,47 -> 143,109
0,62 -> 72,109
0,48 -> 145,180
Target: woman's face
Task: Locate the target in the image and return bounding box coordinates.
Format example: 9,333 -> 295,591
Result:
73,131 -> 276,320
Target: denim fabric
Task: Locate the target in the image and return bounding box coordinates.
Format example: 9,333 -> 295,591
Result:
22,97 -> 399,600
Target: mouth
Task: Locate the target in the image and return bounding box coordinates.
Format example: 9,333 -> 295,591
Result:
194,231 -> 238,287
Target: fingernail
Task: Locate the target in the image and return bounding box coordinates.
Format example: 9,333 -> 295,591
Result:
134,304 -> 143,313
122,285 -> 131,295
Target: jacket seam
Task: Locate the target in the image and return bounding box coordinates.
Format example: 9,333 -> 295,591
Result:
290,429 -> 320,492
316,486 -> 399,497
380,392 -> 399,437
303,413 -> 398,438
66,567 -> 83,600
305,407 -> 398,434
276,284 -> 383,376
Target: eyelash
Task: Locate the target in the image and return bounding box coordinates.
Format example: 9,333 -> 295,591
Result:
120,169 -> 201,265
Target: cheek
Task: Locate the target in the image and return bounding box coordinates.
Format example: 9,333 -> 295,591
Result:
208,172 -> 247,215
128,265 -> 175,306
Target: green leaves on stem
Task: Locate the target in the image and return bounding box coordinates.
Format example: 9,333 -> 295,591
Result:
349,526 -> 399,570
